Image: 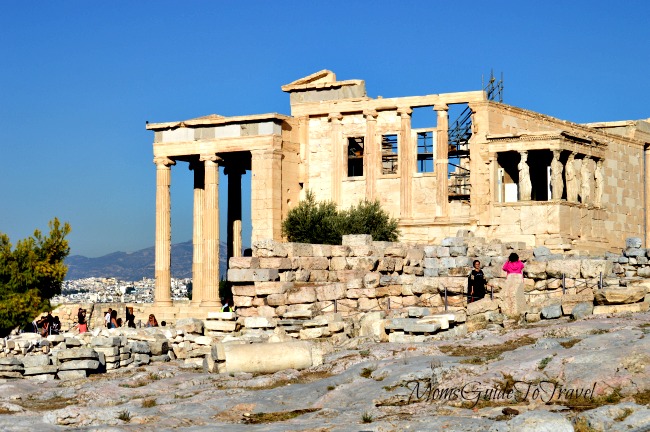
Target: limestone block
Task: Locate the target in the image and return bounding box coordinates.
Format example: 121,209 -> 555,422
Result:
311,244 -> 332,257
252,239 -> 288,257
244,317 -> 277,329
134,353 -> 151,365
315,283 -> 346,301
175,318 -> 204,334
21,354 -> 49,368
524,261 -> 547,279
23,365 -> 58,376
403,266 -> 424,276
284,286 -> 316,304
284,242 -> 314,257
205,320 -> 238,332
377,257 -> 403,272
232,284 -> 256,296
56,348 -> 98,362
561,291 -> 595,315
541,304 -> 563,319
441,237 -> 465,247
93,346 -> 119,357
388,332 -> 426,343
282,310 -> 313,319
546,259 -> 581,278
595,286 -> 646,305
266,293 -> 287,306
331,245 -> 352,257
363,273 -> 380,289
207,311 -> 236,320
376,285 -> 402,297
258,257 -> 292,270
342,234 -> 372,246
346,288 -> 377,298
404,248 -> 424,265
404,323 -> 441,334
385,244 -> 407,257
500,274 -> 526,317
308,270 -> 328,282
149,340 -> 169,356
129,341 -> 152,354
227,269 -> 279,282
358,297 -> 380,310
59,360 -> 100,371
347,257 -> 379,271
626,248 -> 646,257
581,259 -> 613,278
256,281 -> 292,296
379,275 -> 398,286
449,246 -> 468,257
411,277 -> 439,295
467,298 -> 499,315
57,370 -> 88,381
234,295 -> 254,307
637,267 -> 650,277
423,257 -> 440,269
437,277 -> 468,294
627,237 -> 643,248
569,300 -> 595,319
418,315 -> 452,330
229,257 -> 260,269
255,305 -> 277,317
330,257 -> 349,271
593,303 -> 649,315
398,274 -> 417,285
294,257 -> 329,270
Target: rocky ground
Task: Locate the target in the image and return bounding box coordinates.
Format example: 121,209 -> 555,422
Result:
1,312 -> 649,431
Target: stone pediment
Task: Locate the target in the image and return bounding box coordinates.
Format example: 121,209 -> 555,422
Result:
281,69 -> 364,93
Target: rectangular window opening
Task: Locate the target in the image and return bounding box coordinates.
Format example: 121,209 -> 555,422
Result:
381,134 -> 398,175
417,131 -> 434,173
347,137 -> 364,177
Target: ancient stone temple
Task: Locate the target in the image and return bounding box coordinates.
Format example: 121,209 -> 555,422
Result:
147,69 -> 650,307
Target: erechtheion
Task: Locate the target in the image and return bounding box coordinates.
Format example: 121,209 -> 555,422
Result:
147,70 -> 650,308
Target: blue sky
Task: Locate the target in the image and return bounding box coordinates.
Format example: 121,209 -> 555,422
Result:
1,1 -> 649,258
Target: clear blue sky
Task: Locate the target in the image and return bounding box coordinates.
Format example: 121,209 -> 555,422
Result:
1,1 -> 649,258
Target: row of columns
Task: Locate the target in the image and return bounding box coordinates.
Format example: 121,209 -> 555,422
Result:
154,154 -> 246,308
328,105 -> 451,218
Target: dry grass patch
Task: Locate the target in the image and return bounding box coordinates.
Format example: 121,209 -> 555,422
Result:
440,336 -> 536,359
559,338 -> 582,349
15,395 -> 77,412
242,408 -> 321,424
241,370 -> 334,390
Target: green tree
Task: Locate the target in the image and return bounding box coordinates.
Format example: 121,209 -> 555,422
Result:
341,199 -> 400,242
281,191 -> 344,245
0,218 -> 71,336
281,192 -> 399,245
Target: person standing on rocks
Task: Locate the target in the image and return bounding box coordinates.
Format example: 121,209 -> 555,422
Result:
105,308 -> 112,328
501,253 -> 526,317
77,308 -> 87,333
467,260 -> 486,303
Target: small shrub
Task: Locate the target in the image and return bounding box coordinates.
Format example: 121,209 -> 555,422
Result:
538,356 -> 552,370
361,412 -> 374,423
142,399 -> 157,408
359,350 -> 370,358
360,365 -> 377,379
117,410 -> 131,422
327,385 -> 336,391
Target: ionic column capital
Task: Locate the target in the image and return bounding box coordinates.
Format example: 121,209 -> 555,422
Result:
328,112 -> 343,122
363,109 -> 378,120
434,103 -> 449,112
397,107 -> 412,117
153,156 -> 176,167
200,154 -> 222,164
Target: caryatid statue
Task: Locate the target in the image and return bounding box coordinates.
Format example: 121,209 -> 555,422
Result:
594,158 -> 604,207
565,152 -> 578,202
518,151 -> 532,200
550,149 -> 564,200
580,156 -> 592,205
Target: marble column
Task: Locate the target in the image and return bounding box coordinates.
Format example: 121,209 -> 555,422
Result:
251,148 -> 283,241
364,110 -> 378,200
397,107 -> 413,218
201,154 -> 222,308
328,113 -> 343,205
189,160 -> 204,306
226,165 -> 245,259
154,156 -> 175,307
434,104 -> 449,216
518,151 -> 532,201
550,149 -> 564,200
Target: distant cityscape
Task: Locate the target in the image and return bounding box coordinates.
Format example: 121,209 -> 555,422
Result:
55,277 -> 191,305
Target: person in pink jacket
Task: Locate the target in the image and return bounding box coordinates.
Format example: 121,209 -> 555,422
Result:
503,252 -> 524,274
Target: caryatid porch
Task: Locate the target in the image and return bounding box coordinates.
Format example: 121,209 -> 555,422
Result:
147,113 -> 300,309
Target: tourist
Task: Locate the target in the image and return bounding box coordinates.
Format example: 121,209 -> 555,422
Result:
105,308 -> 112,328
467,260 -> 486,303
50,316 -> 61,335
146,314 -> 159,327
77,308 -> 88,333
109,310 -> 118,329
503,253 -> 525,275
125,306 -> 136,328
116,318 -> 123,328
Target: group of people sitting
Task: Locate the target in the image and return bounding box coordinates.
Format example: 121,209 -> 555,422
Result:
104,307 -> 138,329
467,253 -> 525,303
32,312 -> 61,336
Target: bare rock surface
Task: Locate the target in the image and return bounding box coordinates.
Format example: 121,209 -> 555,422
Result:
0,313 -> 649,431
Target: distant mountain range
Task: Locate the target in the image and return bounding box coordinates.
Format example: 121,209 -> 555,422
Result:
65,241 -> 229,281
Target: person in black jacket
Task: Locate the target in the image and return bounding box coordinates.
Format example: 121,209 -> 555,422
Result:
467,260 -> 486,303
